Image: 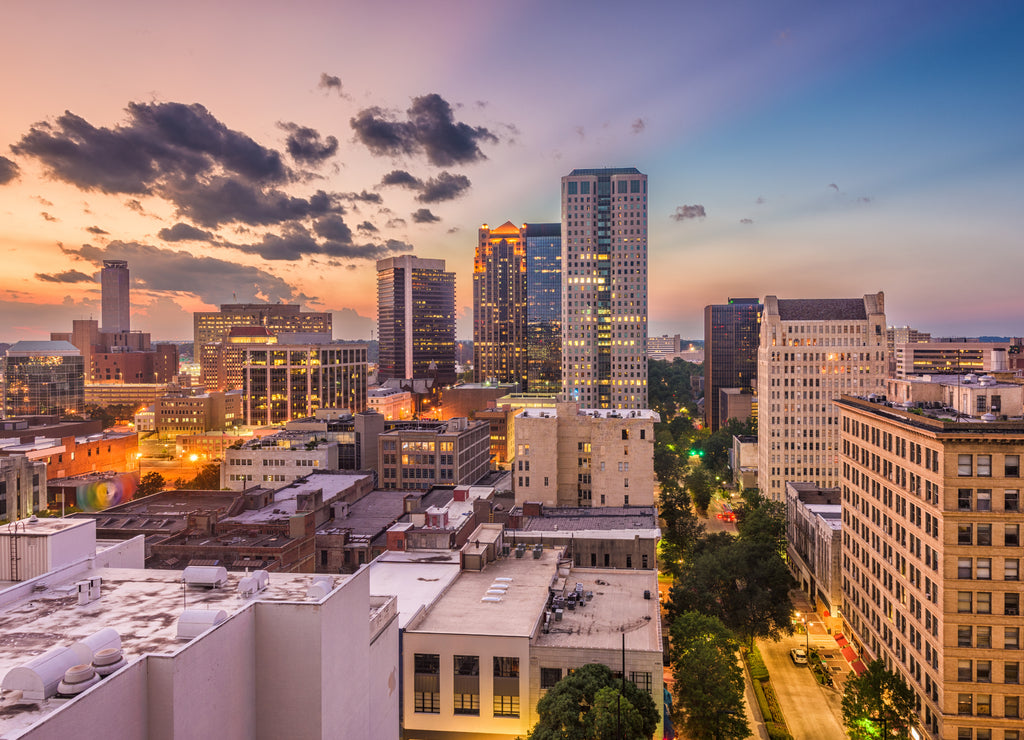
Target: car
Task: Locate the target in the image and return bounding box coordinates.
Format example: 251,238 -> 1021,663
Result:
790,648 -> 808,665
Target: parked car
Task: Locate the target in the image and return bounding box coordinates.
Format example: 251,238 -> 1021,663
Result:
790,648 -> 808,664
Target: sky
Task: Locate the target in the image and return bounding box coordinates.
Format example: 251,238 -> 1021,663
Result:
1,0 -> 1022,343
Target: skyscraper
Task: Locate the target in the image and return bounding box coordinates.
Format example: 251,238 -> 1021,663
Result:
377,255 -> 456,385
473,222 -> 561,392
3,341 -> 85,417
704,298 -> 762,431
561,168 -> 647,409
756,292 -> 888,501
100,260 -> 130,334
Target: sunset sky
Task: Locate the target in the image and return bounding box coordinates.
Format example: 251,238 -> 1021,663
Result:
1,0 -> 1022,342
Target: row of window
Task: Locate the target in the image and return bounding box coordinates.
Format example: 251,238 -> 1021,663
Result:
957,523 -> 1021,547
957,728 -> 1019,740
959,488 -> 1019,512
957,590 -> 1020,615
957,657 -> 1022,681
960,454 -> 1020,478
956,556 -> 1020,583
956,693 -> 1020,719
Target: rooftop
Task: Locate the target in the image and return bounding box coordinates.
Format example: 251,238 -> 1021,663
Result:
4,341 -> 81,356
838,395 -> 1024,435
368,551 -> 461,629
776,298 -> 867,321
566,167 -> 643,177
223,473 -> 371,525
517,506 -> 659,536
317,489 -> 409,538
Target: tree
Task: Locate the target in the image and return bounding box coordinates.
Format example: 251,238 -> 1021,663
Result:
842,660 -> 916,739
176,463 -> 222,490
670,611 -> 749,740
527,663 -> 658,740
136,472 -> 165,498
685,464 -> 714,515
735,487 -> 787,555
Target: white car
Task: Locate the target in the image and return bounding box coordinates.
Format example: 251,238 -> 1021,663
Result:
790,648 -> 808,665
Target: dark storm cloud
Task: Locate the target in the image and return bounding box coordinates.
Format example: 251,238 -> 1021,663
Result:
350,93 -> 497,166
235,223 -> 404,262
0,156 -> 19,184
161,178 -> 339,228
279,122 -> 339,165
312,214 -> 353,243
357,221 -> 378,233
411,208 -> 439,223
35,269 -> 94,283
379,169 -> 422,189
62,240 -> 300,305
158,222 -> 215,242
318,73 -> 350,99
85,226 -> 109,235
671,205 -> 706,221
417,172 -> 470,203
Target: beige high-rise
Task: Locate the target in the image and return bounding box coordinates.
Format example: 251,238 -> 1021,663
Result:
757,293 -> 887,501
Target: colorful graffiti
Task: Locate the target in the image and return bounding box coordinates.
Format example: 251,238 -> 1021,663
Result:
75,474 -> 138,511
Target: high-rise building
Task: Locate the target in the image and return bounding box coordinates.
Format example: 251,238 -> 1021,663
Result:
704,299 -> 762,431
560,168 -> 647,409
377,255 -> 456,385
2,341 -> 85,417
473,222 -> 561,393
100,260 -> 130,334
837,395 -> 1024,739
474,222 -> 526,386
756,292 -> 887,501
524,222 -> 562,395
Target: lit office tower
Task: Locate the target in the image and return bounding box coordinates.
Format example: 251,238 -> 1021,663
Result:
377,255 -> 456,384
704,298 -> 762,431
756,292 -> 888,501
474,222 -> 526,386
524,223 -> 562,394
561,168 -> 647,409
101,260 -> 130,334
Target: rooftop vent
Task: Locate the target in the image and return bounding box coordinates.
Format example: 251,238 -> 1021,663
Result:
1,628 -> 121,701
183,565 -> 228,588
481,596 -> 502,603
92,647 -> 126,677
56,664 -> 99,698
176,609 -> 228,640
306,575 -> 335,600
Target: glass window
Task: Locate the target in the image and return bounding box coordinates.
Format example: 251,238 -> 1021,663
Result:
978,455 -> 992,477
1007,662 -> 1020,684
977,661 -> 992,682
978,524 -> 992,546
1007,455 -> 1021,477
1008,525 -> 1020,547
959,659 -> 974,681
978,626 -> 992,649
1008,490 -> 1021,512
959,558 -> 973,579
1006,628 -> 1020,650
1006,593 -> 1020,616
959,455 -> 973,476
1008,559 -> 1020,581
958,591 -> 973,613
978,558 -> 992,580
977,694 -> 991,716
959,626 -> 973,647
978,592 -> 992,614
959,524 -> 973,545
977,490 -> 992,511
1006,696 -> 1020,719
959,489 -> 973,511
540,667 -> 562,689
958,730 -> 972,740
958,694 -> 972,715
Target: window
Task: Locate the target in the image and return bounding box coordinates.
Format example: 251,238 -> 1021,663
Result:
977,660 -> 992,682
977,694 -> 991,716
959,489 -> 973,511
1008,455 -> 1021,477
1006,696 -> 1020,719
1007,593 -> 1020,616
959,659 -> 973,681
977,490 -> 992,511
621,429 -> 629,440
958,730 -> 972,740
1008,730 -> 1020,740
959,524 -> 973,545
959,626 -> 973,647
978,592 -> 992,614
604,553 -> 610,567
959,455 -> 973,476
1009,525 -> 1021,547
1007,662 -> 1020,684
493,656 -> 520,717
642,554 -> 648,569
1008,559 -> 1020,581
958,591 -> 973,613
1006,628 -> 1020,650
540,667 -> 562,689
978,524 -> 992,546
453,655 -> 480,715
978,558 -> 992,580
978,455 -> 992,477
1008,490 -> 1021,512
959,558 -> 973,579
958,694 -> 972,715
978,626 -> 992,649
629,671 -> 652,693
414,653 -> 440,713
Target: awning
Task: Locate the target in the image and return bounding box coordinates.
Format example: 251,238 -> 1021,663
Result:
841,645 -> 857,663
851,659 -> 867,676
834,633 -> 849,647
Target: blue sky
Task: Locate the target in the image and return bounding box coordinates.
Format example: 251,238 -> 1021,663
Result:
0,0 -> 1021,341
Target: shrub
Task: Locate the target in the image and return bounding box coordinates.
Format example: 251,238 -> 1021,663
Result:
745,645 -> 769,682
766,722 -> 793,740
752,680 -> 771,721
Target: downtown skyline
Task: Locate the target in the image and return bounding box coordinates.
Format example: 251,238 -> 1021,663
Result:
1,0 -> 1022,343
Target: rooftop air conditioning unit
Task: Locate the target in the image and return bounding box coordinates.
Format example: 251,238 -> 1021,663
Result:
183,566 -> 228,588
176,609 -> 228,640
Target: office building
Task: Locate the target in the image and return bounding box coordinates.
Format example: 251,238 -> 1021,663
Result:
100,260 -> 130,334
561,167 -> 647,409
756,293 -> 887,501
241,343 -> 367,426
474,222 -> 526,386
524,223 -> 562,394
378,418 -> 490,490
704,299 -> 762,431
784,482 -> 842,629
512,401 -> 658,508
3,341 -> 85,417
893,340 -> 1018,379
837,395 -> 1024,739
0,454 -> 47,521
377,255 -> 456,385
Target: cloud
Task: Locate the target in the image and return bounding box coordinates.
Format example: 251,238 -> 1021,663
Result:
0,156 -> 19,184
312,214 -> 353,243
574,126 -> 585,141
379,169 -> 422,189
386,217 -> 407,228
341,190 -> 382,204
158,222 -> 214,242
85,225 -> 109,235
671,205 -> 706,221
125,198 -> 145,213
318,73 -> 350,99
446,227 -> 460,234
857,196 -> 872,204
756,196 -> 766,205
34,196 -> 54,206
411,208 -> 440,223
356,221 -> 378,233
418,172 -> 470,203
631,118 -> 646,134
329,307 -> 374,340
279,122 -> 339,165
62,240 -> 301,305
350,93 -> 497,166
739,218 -> 754,225
828,183 -> 839,192
35,269 -> 94,283
41,211 -> 59,222
160,177 -> 340,228
230,219 -> 408,262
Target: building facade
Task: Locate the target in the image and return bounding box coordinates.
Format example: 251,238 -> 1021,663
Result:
524,223 -> 562,395
242,344 -> 367,425
757,293 -> 888,501
3,341 -> 85,417
377,255 -> 456,385
838,395 -> 1024,740
474,222 -> 526,387
704,298 -> 762,431
378,418 -> 490,490
512,401 -> 657,508
785,481 -> 842,626
100,260 -> 130,334
561,168 -> 647,409
0,454 -> 47,521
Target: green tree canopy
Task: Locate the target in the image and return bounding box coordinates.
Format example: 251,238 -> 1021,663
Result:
685,464 -> 715,516
136,472 -> 165,498
842,659 -> 916,739
670,611 -> 750,740
175,463 -> 222,490
527,663 -> 658,740
735,487 -> 787,555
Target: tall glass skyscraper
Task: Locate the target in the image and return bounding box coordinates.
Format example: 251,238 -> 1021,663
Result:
524,223 -> 561,394
561,168 -> 647,409
3,341 -> 85,416
703,298 -> 762,431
